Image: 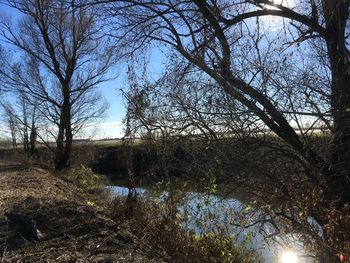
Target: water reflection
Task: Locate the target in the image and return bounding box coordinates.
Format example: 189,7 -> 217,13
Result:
109,185 -> 315,263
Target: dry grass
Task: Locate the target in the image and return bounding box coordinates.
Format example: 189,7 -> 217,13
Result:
0,161 -> 165,263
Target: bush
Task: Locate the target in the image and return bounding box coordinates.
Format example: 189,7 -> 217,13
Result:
64,165 -> 108,194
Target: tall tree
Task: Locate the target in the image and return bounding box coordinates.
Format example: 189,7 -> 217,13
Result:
0,0 -> 115,169
1,101 -> 18,150
100,0 -> 349,260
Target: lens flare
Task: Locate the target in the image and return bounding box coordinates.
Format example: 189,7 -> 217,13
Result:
281,250 -> 298,263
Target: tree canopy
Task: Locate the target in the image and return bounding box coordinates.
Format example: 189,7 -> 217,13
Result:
100,0 -> 350,260
0,0 -> 116,169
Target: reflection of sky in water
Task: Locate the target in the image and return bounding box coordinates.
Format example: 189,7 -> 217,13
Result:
110,186 -> 317,263
109,186 -> 146,196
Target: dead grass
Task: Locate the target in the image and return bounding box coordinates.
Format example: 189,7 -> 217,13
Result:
0,161 -> 165,263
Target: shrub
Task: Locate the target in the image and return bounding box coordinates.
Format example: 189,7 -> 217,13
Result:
64,165 -> 108,194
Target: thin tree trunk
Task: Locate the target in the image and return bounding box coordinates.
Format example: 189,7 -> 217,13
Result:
22,97 -> 29,153
29,107 -> 37,155
11,127 -> 17,150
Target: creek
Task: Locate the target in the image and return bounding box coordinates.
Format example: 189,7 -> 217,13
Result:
108,179 -> 317,263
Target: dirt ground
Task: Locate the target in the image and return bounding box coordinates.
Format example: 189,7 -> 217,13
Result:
0,161 -> 165,263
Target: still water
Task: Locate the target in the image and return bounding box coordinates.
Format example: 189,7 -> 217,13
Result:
109,182 -> 317,263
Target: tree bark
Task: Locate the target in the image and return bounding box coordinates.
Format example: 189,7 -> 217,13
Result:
324,0 -> 350,204
55,87 -> 72,171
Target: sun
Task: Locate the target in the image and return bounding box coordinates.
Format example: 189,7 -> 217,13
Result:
265,0 -> 296,9
258,0 -> 296,30
281,250 -> 298,263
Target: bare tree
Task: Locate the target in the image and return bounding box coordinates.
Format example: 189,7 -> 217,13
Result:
1,102 -> 18,150
103,0 -> 350,198
0,0 -> 116,170
0,91 -> 39,153
99,0 -> 349,261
